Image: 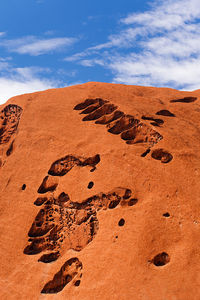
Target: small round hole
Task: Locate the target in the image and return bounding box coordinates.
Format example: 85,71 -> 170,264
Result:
22,184 -> 26,190
88,181 -> 94,189
118,218 -> 125,226
152,252 -> 170,266
74,280 -> 81,287
163,212 -> 170,217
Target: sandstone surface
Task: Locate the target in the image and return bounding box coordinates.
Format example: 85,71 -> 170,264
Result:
0,82 -> 200,300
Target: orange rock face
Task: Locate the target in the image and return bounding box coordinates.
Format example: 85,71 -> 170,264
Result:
0,82 -> 200,300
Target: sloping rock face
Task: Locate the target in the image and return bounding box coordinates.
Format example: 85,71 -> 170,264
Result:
0,82 -> 200,300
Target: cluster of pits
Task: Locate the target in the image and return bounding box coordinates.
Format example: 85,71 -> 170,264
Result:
74,98 -> 174,163
24,153 -> 138,294
0,104 -> 22,166
74,98 -> 163,149
0,104 -> 22,145
23,94 -> 194,294
41,257 -> 83,294
24,186 -> 136,262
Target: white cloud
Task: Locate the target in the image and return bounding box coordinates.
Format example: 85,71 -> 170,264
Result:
110,53 -> 200,91
66,0 -> 200,90
121,0 -> 200,29
109,0 -> 200,89
0,66 -> 60,104
0,76 -> 57,104
0,36 -> 77,56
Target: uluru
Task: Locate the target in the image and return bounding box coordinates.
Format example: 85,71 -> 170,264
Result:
1,82 -> 200,300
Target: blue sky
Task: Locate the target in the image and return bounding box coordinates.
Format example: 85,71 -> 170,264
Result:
0,0 -> 200,103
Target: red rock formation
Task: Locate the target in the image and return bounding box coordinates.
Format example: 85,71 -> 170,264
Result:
0,82 -> 200,300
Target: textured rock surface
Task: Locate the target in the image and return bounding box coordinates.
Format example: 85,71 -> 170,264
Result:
0,82 -> 200,300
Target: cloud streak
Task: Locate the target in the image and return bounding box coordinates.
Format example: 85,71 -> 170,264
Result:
0,36 -> 77,56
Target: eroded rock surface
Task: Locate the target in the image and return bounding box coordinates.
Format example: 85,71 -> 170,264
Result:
74,98 -> 163,149
0,104 -> 22,167
1,82 -> 200,300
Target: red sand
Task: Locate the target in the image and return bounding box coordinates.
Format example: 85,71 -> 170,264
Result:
0,82 -> 200,299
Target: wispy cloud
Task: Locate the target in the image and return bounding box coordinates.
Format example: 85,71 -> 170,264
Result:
0,36 -> 77,56
122,0 -> 200,29
66,0 -> 200,90
110,53 -> 200,91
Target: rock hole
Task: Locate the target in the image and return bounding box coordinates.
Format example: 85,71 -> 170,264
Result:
74,98 -> 108,110
170,97 -> 197,103
128,198 -> 138,206
27,208 -> 55,238
23,237 -> 46,255
82,104 -> 117,121
57,192 -> 70,203
74,98 -> 101,110
48,154 -> 100,176
48,155 -> 80,176
153,119 -> 164,125
80,99 -> 107,114
141,148 -> 151,157
150,122 -> 160,127
141,116 -> 153,121
38,251 -> 60,263
108,115 -> 136,135
37,176 -> 58,193
163,212 -> 170,217
121,127 -> 137,140
109,199 -> 120,209
118,218 -> 125,226
156,110 -> 175,117
142,116 -> 164,125
34,197 -> 48,206
22,184 -> 26,190
151,149 -> 173,163
81,154 -> 100,167
74,280 -> 81,287
123,188 -> 132,199
95,110 -> 124,125
6,140 -> 14,156
88,181 -> 94,189
152,252 -> 170,266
